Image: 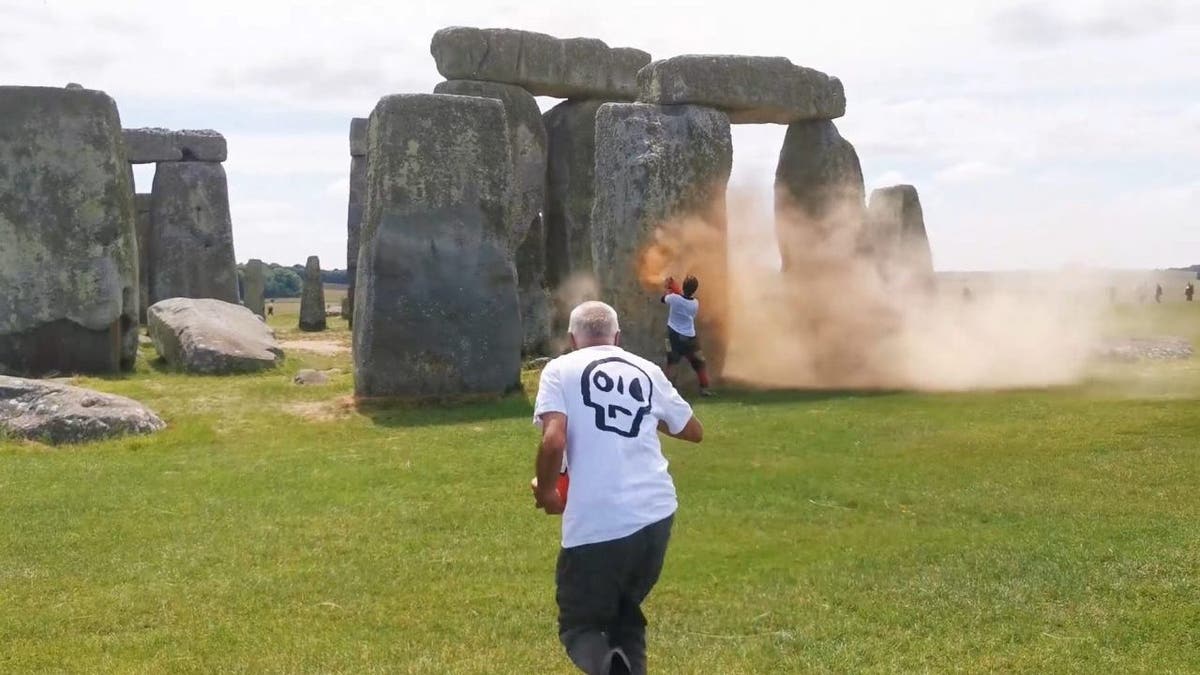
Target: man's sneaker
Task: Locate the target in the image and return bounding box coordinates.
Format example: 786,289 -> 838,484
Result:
609,647 -> 632,675
699,388 -> 716,397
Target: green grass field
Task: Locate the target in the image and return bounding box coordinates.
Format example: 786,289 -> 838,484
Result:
2,303 -> 1198,673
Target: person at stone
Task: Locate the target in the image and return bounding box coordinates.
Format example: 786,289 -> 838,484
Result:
1155,283 -> 1164,304
1186,282 -> 1194,302
532,301 -> 704,675
661,275 -> 713,397
267,301 -> 275,317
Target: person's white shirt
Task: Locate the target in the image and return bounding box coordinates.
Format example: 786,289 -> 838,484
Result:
534,344 -> 695,548
663,294 -> 698,337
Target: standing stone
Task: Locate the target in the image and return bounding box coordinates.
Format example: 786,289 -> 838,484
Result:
299,255 -> 326,331
774,120 -> 865,275
135,193 -> 153,323
345,117 -> 368,326
0,86 -> 138,375
434,80 -> 550,354
354,94 -> 520,398
431,27 -> 650,100
244,258 -> 266,317
544,100 -> 604,288
865,185 -> 935,288
591,103 -> 732,366
148,161 -> 238,305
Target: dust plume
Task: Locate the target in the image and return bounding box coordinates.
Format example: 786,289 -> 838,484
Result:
636,188 -> 1106,392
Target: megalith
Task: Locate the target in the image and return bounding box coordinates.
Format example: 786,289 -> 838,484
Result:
434,79 -> 550,355
638,55 -> 845,124
0,85 -> 139,375
591,103 -> 732,367
543,100 -> 606,338
354,93 -> 520,398
134,193 -> 153,323
243,258 -> 266,318
431,27 -> 650,100
148,161 -> 239,305
774,120 -> 865,275
864,185 -> 935,290
299,255 -> 326,331
345,117 -> 367,326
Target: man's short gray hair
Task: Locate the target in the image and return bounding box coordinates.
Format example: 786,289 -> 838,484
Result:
568,301 -> 620,341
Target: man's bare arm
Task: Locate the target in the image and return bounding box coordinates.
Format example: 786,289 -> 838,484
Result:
535,412 -> 568,514
658,416 -> 703,443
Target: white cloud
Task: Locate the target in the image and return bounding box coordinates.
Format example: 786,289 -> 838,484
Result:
934,161 -> 1013,184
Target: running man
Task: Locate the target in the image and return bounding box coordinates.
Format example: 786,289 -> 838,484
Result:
661,275 -> 713,396
533,301 -> 703,675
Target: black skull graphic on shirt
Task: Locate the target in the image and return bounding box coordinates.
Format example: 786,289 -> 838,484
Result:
581,357 -> 654,437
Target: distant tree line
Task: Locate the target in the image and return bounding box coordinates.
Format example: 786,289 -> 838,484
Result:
236,262 -> 349,299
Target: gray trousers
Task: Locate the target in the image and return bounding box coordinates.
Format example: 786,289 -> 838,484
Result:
556,514 -> 675,675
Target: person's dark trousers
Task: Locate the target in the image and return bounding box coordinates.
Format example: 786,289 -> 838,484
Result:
556,514 -> 675,675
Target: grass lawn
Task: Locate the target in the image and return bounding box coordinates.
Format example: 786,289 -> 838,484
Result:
2,303 -> 1198,672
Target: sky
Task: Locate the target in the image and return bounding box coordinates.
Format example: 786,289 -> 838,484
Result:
3,0 -> 1197,271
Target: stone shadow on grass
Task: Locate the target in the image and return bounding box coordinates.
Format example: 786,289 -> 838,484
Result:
356,391 -> 534,429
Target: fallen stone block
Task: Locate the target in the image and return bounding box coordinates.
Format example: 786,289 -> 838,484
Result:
638,55 -> 845,124
431,26 -> 650,100
148,298 -> 283,374
0,375 -> 165,444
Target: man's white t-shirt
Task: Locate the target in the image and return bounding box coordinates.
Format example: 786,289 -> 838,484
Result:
664,294 -> 699,337
534,345 -> 695,548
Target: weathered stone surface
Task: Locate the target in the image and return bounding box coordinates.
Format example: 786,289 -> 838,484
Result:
864,185 -> 934,287
774,120 -> 865,275
591,103 -> 732,364
346,154 -> 367,328
135,193 -> 153,323
299,256 -> 326,331
544,100 -> 603,289
124,127 -> 183,163
0,86 -> 138,376
243,258 -> 266,317
638,55 -> 845,124
349,117 -> 368,157
147,298 -> 282,374
148,161 -> 239,305
434,80 -> 550,354
0,375 -> 165,444
123,128 -> 227,163
431,26 -> 650,100
354,93 -> 520,398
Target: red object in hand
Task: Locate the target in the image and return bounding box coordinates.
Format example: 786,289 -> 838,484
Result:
556,472 -> 570,505
665,277 -> 682,295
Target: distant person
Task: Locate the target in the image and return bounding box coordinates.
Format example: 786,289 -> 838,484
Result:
267,300 -> 275,317
1186,282 -> 1194,302
962,286 -> 973,302
532,301 -> 703,675
1155,284 -> 1164,304
661,275 -> 713,397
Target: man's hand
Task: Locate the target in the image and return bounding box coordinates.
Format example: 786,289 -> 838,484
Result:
664,276 -> 675,290
531,477 -> 565,515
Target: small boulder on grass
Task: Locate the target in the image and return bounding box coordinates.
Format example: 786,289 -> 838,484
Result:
293,369 -> 331,385
0,375 -> 165,444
